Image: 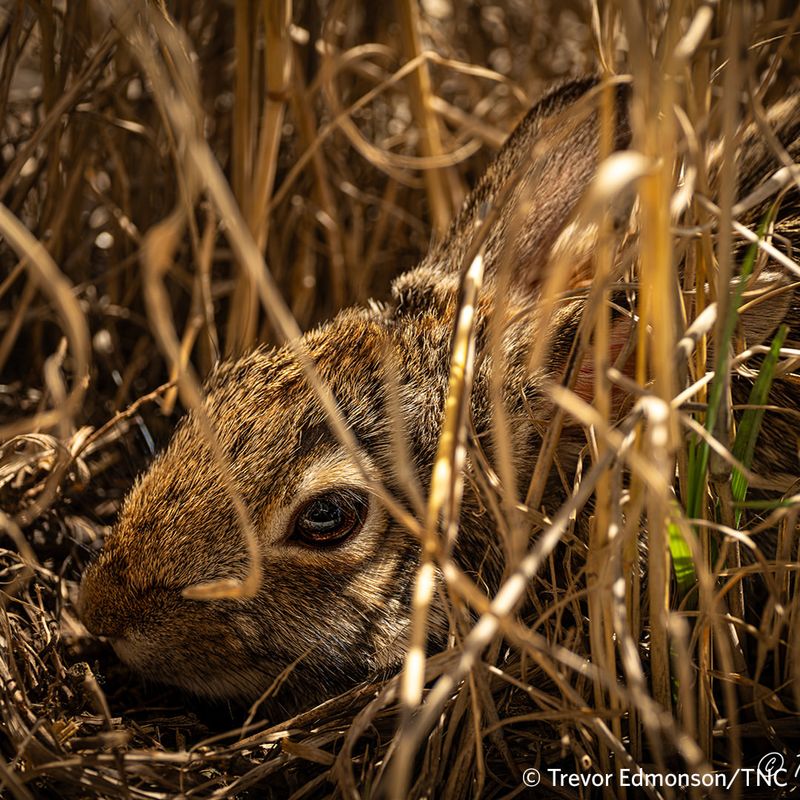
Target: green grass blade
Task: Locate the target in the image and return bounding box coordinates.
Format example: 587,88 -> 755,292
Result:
668,514 -> 696,599
731,324 -> 788,526
678,209 -> 775,597
685,215 -> 768,519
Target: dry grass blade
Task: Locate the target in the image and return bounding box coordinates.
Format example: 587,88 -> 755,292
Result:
2,2 -> 800,798
0,205 -> 90,440
391,238 -> 486,799
393,408 -> 641,781
393,0 -> 455,236
110,0 -> 425,599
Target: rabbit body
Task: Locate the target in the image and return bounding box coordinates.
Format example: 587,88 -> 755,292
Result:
78,78 -> 800,708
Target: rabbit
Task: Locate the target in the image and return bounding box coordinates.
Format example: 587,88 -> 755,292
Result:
78,76 -> 800,710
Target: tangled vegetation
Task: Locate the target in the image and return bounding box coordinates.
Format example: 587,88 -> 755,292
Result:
1,1 -> 800,798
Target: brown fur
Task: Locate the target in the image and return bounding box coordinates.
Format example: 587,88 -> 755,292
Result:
79,78 -> 800,709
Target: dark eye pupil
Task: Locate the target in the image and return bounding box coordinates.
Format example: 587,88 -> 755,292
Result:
293,491 -> 368,546
302,500 -> 342,532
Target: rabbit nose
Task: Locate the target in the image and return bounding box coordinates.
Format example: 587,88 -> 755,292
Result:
78,562 -> 130,639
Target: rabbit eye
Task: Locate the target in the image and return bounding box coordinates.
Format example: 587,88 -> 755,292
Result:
291,490 -> 368,546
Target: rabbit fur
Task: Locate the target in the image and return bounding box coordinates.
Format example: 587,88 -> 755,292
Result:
79,77 -> 800,709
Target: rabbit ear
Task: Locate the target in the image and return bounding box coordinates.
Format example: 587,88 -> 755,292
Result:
391,79 -> 632,316
543,297 -> 635,414
571,315 -> 635,404
562,271 -> 794,410
427,78 -> 632,291
497,79 -> 633,293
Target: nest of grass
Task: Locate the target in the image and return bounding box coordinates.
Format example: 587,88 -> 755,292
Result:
2,1 -> 800,798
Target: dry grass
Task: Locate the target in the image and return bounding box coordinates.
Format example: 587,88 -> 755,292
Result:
2,1 -> 800,798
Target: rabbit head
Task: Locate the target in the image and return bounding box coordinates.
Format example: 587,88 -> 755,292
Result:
78,78 -> 637,707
